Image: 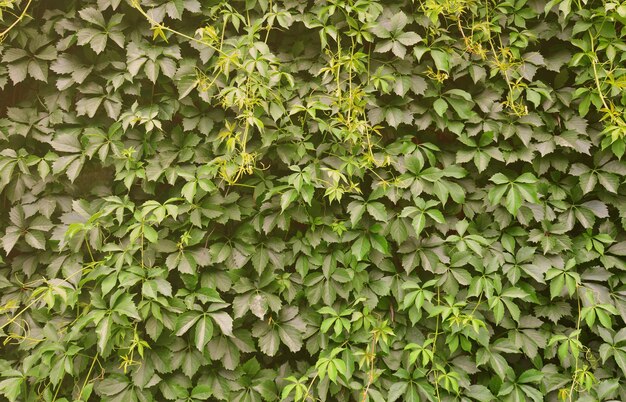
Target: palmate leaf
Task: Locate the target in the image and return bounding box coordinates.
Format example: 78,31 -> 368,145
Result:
252,306 -> 306,356
175,308 -> 233,351
207,329 -> 255,370
488,173 -> 539,214
76,8 -> 125,54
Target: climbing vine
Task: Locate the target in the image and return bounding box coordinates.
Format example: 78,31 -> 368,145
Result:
2,0 -> 626,401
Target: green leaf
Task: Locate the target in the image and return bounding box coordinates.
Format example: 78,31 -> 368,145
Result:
176,312 -> 201,336
433,98 -> 448,116
113,294 -> 139,319
412,213 -> 426,236
195,315 -> 214,350
0,377 -> 23,402
505,187 -> 522,215
96,315 -> 112,353
191,385 -> 212,399
280,189 -> 299,212
425,209 -> 445,223
490,173 -> 510,185
387,382 -> 408,402
367,202 -> 387,221
351,236 -> 371,260
210,311 -> 233,337
430,49 -> 450,72
24,231 -> 46,250
143,225 -> 158,243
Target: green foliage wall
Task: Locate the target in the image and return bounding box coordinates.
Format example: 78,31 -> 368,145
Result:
2,0 -> 626,401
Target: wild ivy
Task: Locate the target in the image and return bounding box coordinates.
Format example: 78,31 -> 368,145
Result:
2,0 -> 626,401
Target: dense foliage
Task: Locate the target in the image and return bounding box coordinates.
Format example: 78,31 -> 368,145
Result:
3,0 -> 626,401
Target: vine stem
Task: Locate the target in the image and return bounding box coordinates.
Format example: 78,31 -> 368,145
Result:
588,31 -> 612,116
431,287 -> 441,401
264,0 -> 273,43
469,292 -> 483,317
568,285 -> 582,402
85,238 -> 95,263
140,221 -> 145,269
78,353 -> 100,400
52,375 -> 63,402
302,372 -> 318,401
0,0 -> 32,39
361,335 -> 377,402
0,293 -> 44,331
